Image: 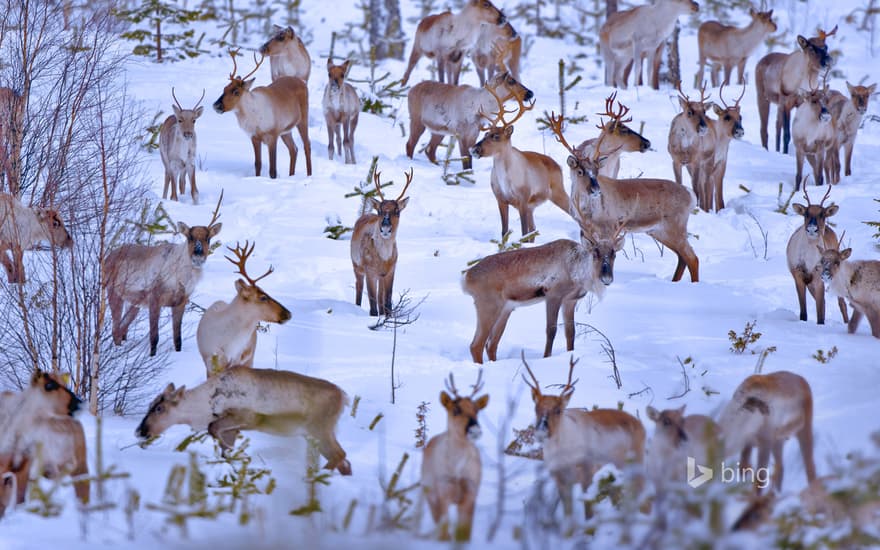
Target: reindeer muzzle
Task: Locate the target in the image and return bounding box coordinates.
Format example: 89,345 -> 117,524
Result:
278,306 -> 292,323
805,221 -> 819,236
819,109 -> 831,123
212,97 -> 225,114
640,138 -> 652,152
589,175 -> 601,195
690,1 -> 699,11
535,418 -> 549,441
135,421 -> 149,439
469,144 -> 483,158
68,394 -> 82,416
466,419 -> 482,441
733,124 -> 745,139
523,89 -> 534,102
600,261 -> 614,285
497,13 -> 507,25
821,269 -> 833,284
697,121 -> 709,136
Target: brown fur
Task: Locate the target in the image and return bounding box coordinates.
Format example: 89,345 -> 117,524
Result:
159,89 -> 204,203
471,22 -> 521,86
820,245 -> 880,338
703,90 -> 745,212
0,193 -> 73,284
668,86 -> 716,211
259,25 -> 311,82
793,87 -> 835,189
695,9 -> 776,87
322,60 -> 360,165
826,82 -> 877,181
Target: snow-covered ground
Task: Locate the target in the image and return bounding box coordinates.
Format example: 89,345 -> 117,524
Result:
2,0 -> 880,548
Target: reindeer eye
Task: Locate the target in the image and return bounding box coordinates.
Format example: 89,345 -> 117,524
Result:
688,110 -> 694,116
156,404 -> 164,413
576,168 -> 585,177
259,295 -> 268,302
663,418 -> 671,426
44,381 -> 58,391
724,115 -> 731,121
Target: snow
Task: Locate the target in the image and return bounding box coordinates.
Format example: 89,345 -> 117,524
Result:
3,0 -> 880,548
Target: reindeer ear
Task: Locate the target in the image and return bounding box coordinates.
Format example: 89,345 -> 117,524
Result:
177,222 -> 190,235
193,106 -> 204,119
841,248 -> 852,260
475,394 -> 489,410
208,223 -> 222,238
342,60 -> 352,73
31,370 -> 43,386
327,58 -> 333,69
504,125 -> 514,138
243,78 -> 256,91
530,387 -> 541,403
440,391 -> 452,408
712,104 -> 724,116
234,278 -> 248,293
868,83 -> 878,95
646,406 -> 660,421
677,404 -> 687,415
748,7 -> 756,16
792,203 -> 806,215
678,96 -> 689,111
566,156 -> 579,169
397,197 -> 409,211
368,197 -> 382,211
825,204 -> 839,217
164,383 -> 176,395
173,386 -> 186,401
797,35 -> 809,50
560,391 -> 573,409
172,104 -> 183,118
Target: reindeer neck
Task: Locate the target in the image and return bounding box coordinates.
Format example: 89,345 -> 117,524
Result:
171,383 -> 216,430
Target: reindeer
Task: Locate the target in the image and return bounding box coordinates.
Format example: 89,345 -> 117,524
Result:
469,82 -> 569,241
421,370 -> 489,541
351,168 -> 413,317
104,193 -> 222,356
600,0 -> 699,90
549,113 -> 700,282
0,193 -> 73,284
819,238 -> 880,338
213,51 -> 312,179
406,72 -> 533,171
786,185 -> 848,325
793,84 -> 835,190
704,83 -> 746,212
695,8 -> 777,87
668,82 -> 717,211
827,81 -> 877,181
136,366 -> 352,475
522,355 -> 645,518
573,93 -> 651,179
755,25 -> 836,154
471,22 -> 521,86
718,370 -> 817,493
258,25 -> 311,82
0,370 -> 84,507
400,0 -> 507,86
462,220 -> 625,363
159,88 -> 204,203
197,241 -> 291,377
322,59 -> 360,165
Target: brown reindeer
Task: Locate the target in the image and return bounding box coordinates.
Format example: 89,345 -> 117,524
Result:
550,113 -> 700,282
462,220 -> 625,363
573,93 -> 651,179
718,370 -> 817,493
793,85 -> 834,190
668,82 -> 717,211
704,83 -> 746,212
197,241 -> 291,377
159,87 -> 204,203
695,8 -> 777,87
755,25 -> 836,154
819,237 -> 880,338
421,370 -> 489,541
401,0 -> 507,86
469,82 -> 569,241
322,59 -> 360,165
213,50 -> 312,179
0,193 -> 73,284
786,185 -> 848,325
522,355 -> 645,518
471,22 -> 521,86
0,371 -> 85,507
351,168 -> 413,316
104,193 -> 222,356
406,71 -> 533,171
827,81 -> 877,181
258,25 -> 311,82
137,366 -> 352,475
600,0 -> 699,90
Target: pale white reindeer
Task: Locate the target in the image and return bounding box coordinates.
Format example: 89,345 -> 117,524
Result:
322,59 -> 360,164
159,87 -> 204,203
197,241 -> 291,377
786,185 -> 848,325
704,83 -> 747,212
401,0 -> 507,86
819,236 -> 880,338
421,370 -> 489,541
136,366 -> 352,475
104,193 -> 222,356
522,355 -> 645,518
668,82 -> 717,211
718,370 -> 817,493
462,220 -> 625,363
0,193 -> 73,284
258,25 -> 311,82
351,168 -> 413,317
793,84 -> 835,190
213,51 -> 312,178
695,8 -> 777,87
469,82 -> 569,241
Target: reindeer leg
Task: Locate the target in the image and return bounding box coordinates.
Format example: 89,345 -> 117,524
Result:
486,306 -> 513,362
758,95 -> 770,150
838,297 -> 850,324
119,304 -> 140,342
774,105 -> 784,153
563,299 -> 577,352
298,118 -> 312,176
755,444 -> 771,494
406,118 -> 426,160
280,132 -> 297,177
0,245 -> 14,283
797,416 -> 817,485
251,136 -> 262,177
782,106 -> 792,155
848,308 -> 864,334
148,297 -> 160,356
794,271 -> 808,322
383,268 -> 395,315
495,194 -> 510,240
309,426 -> 351,475
470,299 -> 503,364
455,482 -> 476,542
326,117 -> 335,160
366,275 -> 379,317
544,297 -> 563,358
163,169 -> 172,200
795,148 -> 805,190
844,141 -> 854,177
343,117 -> 355,165
171,301 -> 185,352
13,458 -> 29,504
267,136 -> 279,179
770,441 -> 784,492
108,290 -> 124,345
425,134 -> 444,164
189,164 -> 198,204
353,264 -> 364,307
810,278 -> 826,325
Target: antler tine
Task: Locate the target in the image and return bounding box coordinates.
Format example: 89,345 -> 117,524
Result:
224,240 -> 274,286
469,368 -> 485,398
228,48 -> 241,80
676,80 -> 690,102
802,181 -> 812,205
818,24 -> 838,40
240,52 -> 265,82
614,100 -> 632,124
372,169 -> 384,200
719,81 -> 729,109
506,88 -> 535,128
699,80 -> 712,104
734,82 -> 746,107
478,82 -> 506,131
194,88 -> 206,110
208,189 -> 223,229
520,350 -> 541,391
396,168 -> 414,202
561,355 -> 580,396
444,372 -> 460,399
547,112 -> 578,156
171,86 -> 183,110
838,229 -> 846,249
820,183 -> 832,207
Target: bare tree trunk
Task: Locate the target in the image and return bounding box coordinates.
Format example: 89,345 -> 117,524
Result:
606,0 -> 617,16
666,21 -> 681,88
369,0 -> 405,60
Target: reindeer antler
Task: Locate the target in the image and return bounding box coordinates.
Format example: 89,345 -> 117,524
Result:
520,350 -> 542,392
819,184 -> 833,206
372,169 -> 384,200
469,368 -> 484,398
172,87 -> 206,110
698,81 -> 712,104
718,82 -> 746,109
560,355 -> 580,397
227,48 -> 241,80
596,92 -> 633,129
547,112 -> 579,156
240,52 -> 265,82
224,240 -> 274,286
171,87 -> 183,111
676,80 -> 691,102
445,372 -> 461,399
207,189 -> 223,230
478,80 -> 533,132
397,168 -> 414,201
817,25 -> 838,41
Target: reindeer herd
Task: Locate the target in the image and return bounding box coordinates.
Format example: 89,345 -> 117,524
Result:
0,0 -> 879,541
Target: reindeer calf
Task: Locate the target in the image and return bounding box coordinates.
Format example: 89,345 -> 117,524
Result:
793,87 -> 835,190
827,81 -> 877,181
820,244 -> 880,338
323,60 -> 360,164
0,193 -> 73,284
159,88 -> 204,203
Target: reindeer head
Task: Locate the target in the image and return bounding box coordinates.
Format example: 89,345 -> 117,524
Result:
28,370 -> 80,416
797,86 -> 832,123
36,208 -> 73,249
470,78 -> 534,159
369,169 -> 413,239
583,221 -> 626,286
213,50 -> 264,114
797,25 -> 837,71
714,83 -> 746,139
170,87 -> 205,140
548,112 -> 617,197
485,72 -> 533,104
179,191 -> 223,267
818,233 -> 851,285
646,405 -> 689,446
589,92 -> 651,154
846,81 -> 877,115
326,59 -> 352,93
463,0 -> 507,26
136,382 -> 186,440
521,354 -> 578,442
440,370 -> 489,441
793,185 -> 837,239
259,25 -> 298,56
226,241 -> 291,324
749,8 -> 777,32
677,81 -> 713,137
